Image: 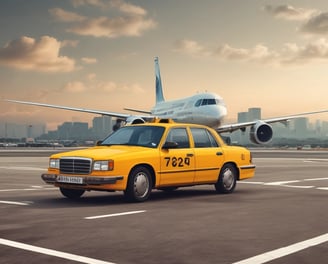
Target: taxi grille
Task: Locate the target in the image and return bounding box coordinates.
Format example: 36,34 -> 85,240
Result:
60,158 -> 91,174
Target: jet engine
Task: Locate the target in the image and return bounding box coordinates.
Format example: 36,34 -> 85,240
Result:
112,116 -> 145,131
249,121 -> 273,144
125,116 -> 145,125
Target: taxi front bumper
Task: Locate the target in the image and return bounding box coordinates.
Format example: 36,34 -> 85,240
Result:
41,173 -> 124,185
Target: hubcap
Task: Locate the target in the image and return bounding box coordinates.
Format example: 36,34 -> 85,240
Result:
134,172 -> 149,198
222,168 -> 234,190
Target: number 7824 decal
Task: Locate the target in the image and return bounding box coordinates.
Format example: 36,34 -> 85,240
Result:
164,156 -> 191,167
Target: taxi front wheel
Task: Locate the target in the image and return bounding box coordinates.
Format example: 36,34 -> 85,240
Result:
215,164 -> 237,194
60,187 -> 85,199
125,166 -> 153,202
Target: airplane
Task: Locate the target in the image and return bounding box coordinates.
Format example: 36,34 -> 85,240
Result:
5,57 -> 328,144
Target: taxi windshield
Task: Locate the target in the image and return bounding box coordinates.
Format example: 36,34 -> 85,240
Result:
101,125 -> 165,148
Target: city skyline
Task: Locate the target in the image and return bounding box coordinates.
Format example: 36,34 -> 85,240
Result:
1,1 -> 328,129
2,108 -> 328,143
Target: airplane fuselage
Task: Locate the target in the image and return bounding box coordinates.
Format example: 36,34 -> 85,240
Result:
151,92 -> 227,128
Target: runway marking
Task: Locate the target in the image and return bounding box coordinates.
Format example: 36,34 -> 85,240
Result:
0,238 -> 115,264
317,187 -> 328,190
241,177 -> 328,190
264,180 -> 300,186
85,210 -> 146,220
0,166 -> 45,171
233,233 -> 328,264
0,200 -> 29,206
0,187 -> 56,192
304,177 -> 328,181
303,159 -> 328,163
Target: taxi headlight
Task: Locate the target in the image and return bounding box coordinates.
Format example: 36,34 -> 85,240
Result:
49,159 -> 59,169
93,160 -> 114,171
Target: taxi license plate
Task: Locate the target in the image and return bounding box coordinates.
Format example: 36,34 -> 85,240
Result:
57,175 -> 83,184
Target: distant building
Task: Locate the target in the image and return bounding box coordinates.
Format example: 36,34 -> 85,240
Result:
0,122 -> 45,139
294,117 -> 309,139
232,107 -> 262,145
57,122 -> 89,140
92,116 -> 113,139
248,107 -> 261,121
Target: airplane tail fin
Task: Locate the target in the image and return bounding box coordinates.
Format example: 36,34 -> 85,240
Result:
155,57 -> 165,103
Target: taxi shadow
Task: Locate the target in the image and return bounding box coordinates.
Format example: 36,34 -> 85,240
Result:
37,187 -> 250,208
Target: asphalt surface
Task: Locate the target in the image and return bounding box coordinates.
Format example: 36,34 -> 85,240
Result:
0,149 -> 327,264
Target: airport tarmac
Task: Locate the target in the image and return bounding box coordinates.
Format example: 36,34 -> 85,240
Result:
0,149 -> 327,264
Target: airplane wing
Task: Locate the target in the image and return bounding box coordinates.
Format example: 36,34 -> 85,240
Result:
4,99 -> 154,120
217,109 -> 328,133
123,107 -> 152,114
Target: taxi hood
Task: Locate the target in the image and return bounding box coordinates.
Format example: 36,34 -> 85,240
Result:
51,145 -> 152,160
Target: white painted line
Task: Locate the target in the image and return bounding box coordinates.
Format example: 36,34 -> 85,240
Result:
265,180 -> 300,186
304,177 -> 328,181
240,181 -> 265,185
85,210 -> 146,220
0,166 -> 45,171
0,238 -> 115,264
282,185 -> 314,189
317,187 -> 328,190
0,187 -> 56,192
233,233 -> 328,264
0,200 -> 29,206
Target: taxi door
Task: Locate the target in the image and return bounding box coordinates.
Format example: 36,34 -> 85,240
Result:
190,127 -> 224,183
159,128 -> 195,186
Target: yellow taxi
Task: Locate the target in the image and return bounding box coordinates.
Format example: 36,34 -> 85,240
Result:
42,119 -> 255,202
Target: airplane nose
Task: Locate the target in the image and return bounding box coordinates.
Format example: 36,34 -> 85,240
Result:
205,104 -> 227,128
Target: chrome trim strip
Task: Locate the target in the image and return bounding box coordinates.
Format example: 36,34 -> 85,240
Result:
240,165 -> 256,170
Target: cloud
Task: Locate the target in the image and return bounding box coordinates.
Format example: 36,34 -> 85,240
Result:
61,39 -> 79,47
71,0 -> 146,15
71,0 -> 107,8
300,12 -> 328,35
67,16 -> 156,38
264,5 -> 317,21
282,38 -> 328,64
50,0 -> 156,38
174,39 -> 209,57
0,36 -> 76,72
81,57 -> 97,64
215,44 -> 277,63
110,0 -> 147,16
174,38 -> 328,66
49,8 -> 85,22
174,39 -> 277,63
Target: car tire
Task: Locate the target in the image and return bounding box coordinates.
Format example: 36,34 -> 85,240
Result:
215,163 -> 237,194
60,187 -> 85,199
125,166 -> 152,202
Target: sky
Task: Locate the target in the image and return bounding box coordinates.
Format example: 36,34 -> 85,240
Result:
1,0 -> 328,131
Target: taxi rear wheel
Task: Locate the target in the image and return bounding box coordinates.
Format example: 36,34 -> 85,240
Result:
215,164 -> 237,194
125,166 -> 152,202
60,187 -> 85,199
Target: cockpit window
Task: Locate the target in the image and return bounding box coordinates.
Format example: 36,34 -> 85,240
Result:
195,98 -> 220,107
195,99 -> 202,107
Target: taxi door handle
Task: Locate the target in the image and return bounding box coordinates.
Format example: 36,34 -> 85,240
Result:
187,153 -> 194,157
216,152 -> 223,156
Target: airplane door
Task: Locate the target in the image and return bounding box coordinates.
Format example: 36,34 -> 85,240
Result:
159,128 -> 195,186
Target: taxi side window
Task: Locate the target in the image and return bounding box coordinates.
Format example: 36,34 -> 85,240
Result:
190,128 -> 219,148
166,128 -> 190,148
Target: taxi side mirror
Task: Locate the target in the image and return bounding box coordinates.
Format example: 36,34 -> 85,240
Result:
162,141 -> 178,149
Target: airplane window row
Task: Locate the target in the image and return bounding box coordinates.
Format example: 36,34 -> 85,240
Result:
194,98 -> 220,107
